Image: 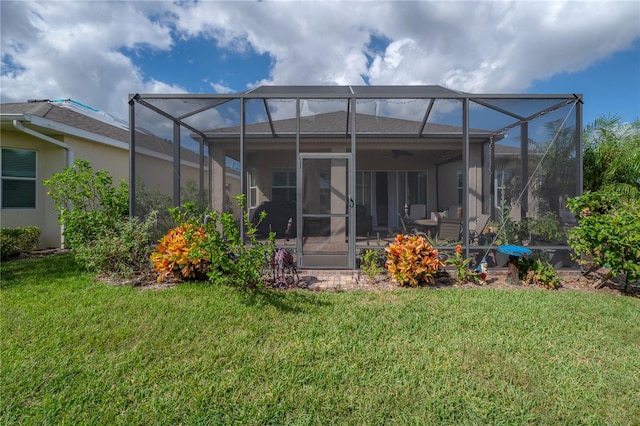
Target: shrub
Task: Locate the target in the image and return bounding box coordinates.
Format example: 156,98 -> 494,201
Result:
43,159 -> 128,249
522,259 -> 561,289
385,234 -> 444,287
193,196 -> 275,289
215,196 -> 275,289
0,226 -> 41,260
151,202 -> 238,285
74,213 -> 156,279
134,178 -> 173,239
360,248 -> 385,282
151,222 -> 211,282
567,191 -> 640,290
150,197 -> 275,289
446,244 -> 477,284
530,212 -> 565,244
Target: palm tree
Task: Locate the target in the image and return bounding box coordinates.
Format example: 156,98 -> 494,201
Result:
583,115 -> 640,199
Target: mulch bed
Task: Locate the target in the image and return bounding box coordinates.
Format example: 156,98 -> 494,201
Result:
22,249 -> 640,297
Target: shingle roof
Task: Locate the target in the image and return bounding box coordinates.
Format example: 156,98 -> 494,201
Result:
1,100 -> 204,163
206,110 -> 494,139
0,101 -> 130,143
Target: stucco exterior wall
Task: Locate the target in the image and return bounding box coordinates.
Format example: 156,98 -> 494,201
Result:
1,130 -> 66,248
135,151 -> 206,202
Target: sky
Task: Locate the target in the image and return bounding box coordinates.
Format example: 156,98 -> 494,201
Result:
1,0 -> 639,127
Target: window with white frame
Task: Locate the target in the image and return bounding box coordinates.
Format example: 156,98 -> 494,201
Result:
249,168 -> 258,208
1,148 -> 37,209
271,168 -> 296,202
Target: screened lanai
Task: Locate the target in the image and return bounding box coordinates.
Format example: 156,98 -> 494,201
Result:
129,86 -> 583,269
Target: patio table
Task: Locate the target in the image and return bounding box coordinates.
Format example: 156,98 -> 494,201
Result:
497,245 -> 532,284
413,219 -> 438,237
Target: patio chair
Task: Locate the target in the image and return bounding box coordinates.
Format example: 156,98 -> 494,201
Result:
436,218 -> 462,242
398,213 -> 427,237
469,214 -> 491,245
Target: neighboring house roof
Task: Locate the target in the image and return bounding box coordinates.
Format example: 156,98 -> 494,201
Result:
0,100 -> 130,142
0,100 -> 203,164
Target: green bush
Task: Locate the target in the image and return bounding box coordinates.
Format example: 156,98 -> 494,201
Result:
446,244 -> 477,284
74,213 -> 156,279
151,197 -> 275,290
0,226 -> 41,260
567,191 -> 640,288
360,248 -> 385,282
521,259 -> 561,289
42,159 -> 156,279
43,159 -> 128,249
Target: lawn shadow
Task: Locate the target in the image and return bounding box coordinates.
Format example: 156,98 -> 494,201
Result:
238,286 -> 332,313
0,253 -> 82,289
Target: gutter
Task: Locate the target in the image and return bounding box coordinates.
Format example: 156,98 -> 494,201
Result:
12,119 -> 74,167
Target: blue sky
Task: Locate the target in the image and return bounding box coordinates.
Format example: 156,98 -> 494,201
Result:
529,42 -> 640,125
2,1 -> 639,127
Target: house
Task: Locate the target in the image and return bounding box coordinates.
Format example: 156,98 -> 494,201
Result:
129,86 -> 583,269
0,99 -> 208,249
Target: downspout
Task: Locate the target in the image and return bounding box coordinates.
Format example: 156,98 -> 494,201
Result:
13,119 -> 74,249
13,119 -> 74,166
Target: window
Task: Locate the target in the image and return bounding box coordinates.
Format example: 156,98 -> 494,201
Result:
249,169 -> 258,208
1,148 -> 36,209
394,170 -> 428,216
356,171 -> 372,211
408,171 -> 428,205
272,168 -> 296,202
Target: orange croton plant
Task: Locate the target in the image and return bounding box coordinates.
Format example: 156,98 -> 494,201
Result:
385,234 -> 444,287
151,224 -> 209,282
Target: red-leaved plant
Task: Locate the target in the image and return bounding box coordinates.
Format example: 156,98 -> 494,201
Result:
150,223 -> 209,282
385,234 -> 444,287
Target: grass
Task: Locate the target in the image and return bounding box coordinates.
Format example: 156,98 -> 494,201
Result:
2,254 -> 639,424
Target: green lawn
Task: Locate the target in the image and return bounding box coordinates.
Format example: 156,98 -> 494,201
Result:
2,254 -> 639,425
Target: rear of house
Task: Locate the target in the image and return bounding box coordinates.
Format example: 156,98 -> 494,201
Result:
129,86 -> 583,269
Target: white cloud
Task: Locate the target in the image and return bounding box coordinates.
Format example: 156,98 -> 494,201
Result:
1,1 -> 181,118
210,82 -> 234,94
1,0 -> 638,120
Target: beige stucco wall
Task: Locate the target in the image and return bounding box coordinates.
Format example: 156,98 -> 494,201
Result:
1,130 -> 66,248
135,151 -> 206,202
1,129 -> 130,248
